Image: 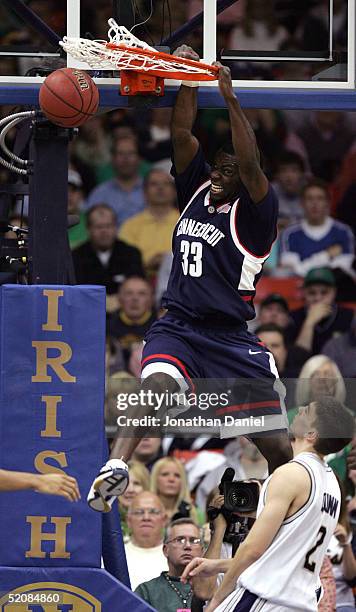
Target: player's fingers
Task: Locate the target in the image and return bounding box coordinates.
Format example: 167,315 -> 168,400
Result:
65,478 -> 81,499
62,476 -> 81,499
181,559 -> 200,583
59,483 -> 78,501
59,488 -> 73,502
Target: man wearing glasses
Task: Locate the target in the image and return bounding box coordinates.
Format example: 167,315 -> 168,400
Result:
135,517 -> 204,612
125,491 -> 169,589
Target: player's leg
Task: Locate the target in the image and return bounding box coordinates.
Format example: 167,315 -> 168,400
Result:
252,430 -> 293,473
201,327 -> 293,473
88,315 -> 199,512
87,371 -> 179,512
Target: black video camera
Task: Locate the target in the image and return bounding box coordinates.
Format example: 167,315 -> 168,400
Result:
223,480 -> 260,513
219,467 -> 260,514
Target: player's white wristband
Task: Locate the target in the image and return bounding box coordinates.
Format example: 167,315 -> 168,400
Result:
181,80 -> 199,88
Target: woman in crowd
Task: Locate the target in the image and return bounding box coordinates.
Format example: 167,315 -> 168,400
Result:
119,460 -> 150,537
150,457 -> 204,525
288,354 -> 346,426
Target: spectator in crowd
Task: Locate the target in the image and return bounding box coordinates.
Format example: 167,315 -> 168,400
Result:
155,252 -> 173,310
67,169 -> 88,249
85,136 -> 145,227
119,169 -> 178,275
272,151 -> 305,225
290,267 -> 354,354
150,457 -> 203,524
256,293 -> 292,333
255,322 -> 310,408
132,437 -> 163,471
70,115 -> 111,190
287,354 -> 347,427
322,312 -> 356,378
72,204 -> 144,298
297,112 -> 354,182
318,557 -> 337,612
337,181 -> 356,241
295,355 -> 346,407
327,481 -> 356,612
118,460 -> 151,538
135,518 -> 203,611
125,491 -> 168,589
280,180 -> 355,278
255,323 -> 310,378
107,276 -> 156,367
195,438 -> 267,511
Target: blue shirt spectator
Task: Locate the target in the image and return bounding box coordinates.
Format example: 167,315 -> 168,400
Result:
85,136 -> 145,227
280,179 -> 354,277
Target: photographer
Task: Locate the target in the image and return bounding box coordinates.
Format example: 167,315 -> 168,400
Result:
192,492 -> 228,602
193,473 -> 259,604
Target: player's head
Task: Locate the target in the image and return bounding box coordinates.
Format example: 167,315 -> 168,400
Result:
301,179 -> 330,225
291,396 -> 355,456
210,141 -> 241,203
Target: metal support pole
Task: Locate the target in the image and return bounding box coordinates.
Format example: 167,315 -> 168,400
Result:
28,120 -> 74,284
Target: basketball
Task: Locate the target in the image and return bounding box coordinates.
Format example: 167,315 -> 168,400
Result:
39,68 -> 99,128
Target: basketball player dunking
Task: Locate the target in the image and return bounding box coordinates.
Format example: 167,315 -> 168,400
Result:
88,49 -> 293,512
181,397 -> 355,612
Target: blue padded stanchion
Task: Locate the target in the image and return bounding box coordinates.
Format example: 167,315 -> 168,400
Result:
0,284 -> 153,611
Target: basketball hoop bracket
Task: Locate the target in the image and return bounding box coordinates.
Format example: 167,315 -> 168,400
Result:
120,71 -> 164,96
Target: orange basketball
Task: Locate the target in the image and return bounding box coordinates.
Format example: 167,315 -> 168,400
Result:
39,68 -> 99,128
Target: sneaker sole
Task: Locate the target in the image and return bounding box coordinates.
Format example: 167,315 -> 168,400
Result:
88,468 -> 129,513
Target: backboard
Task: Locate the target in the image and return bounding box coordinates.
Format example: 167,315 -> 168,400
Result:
0,0 -> 355,110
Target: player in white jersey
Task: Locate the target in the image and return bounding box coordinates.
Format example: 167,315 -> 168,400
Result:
181,396 -> 355,611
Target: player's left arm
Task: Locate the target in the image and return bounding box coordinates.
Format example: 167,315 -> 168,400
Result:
203,465 -> 302,611
214,62 -> 268,204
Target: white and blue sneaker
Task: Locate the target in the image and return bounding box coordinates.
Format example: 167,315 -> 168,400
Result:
87,458 -> 129,513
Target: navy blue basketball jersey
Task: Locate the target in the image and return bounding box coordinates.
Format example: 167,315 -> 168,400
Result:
162,146 -> 278,324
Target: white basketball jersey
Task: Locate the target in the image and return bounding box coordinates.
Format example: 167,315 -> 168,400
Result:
239,452 -> 341,611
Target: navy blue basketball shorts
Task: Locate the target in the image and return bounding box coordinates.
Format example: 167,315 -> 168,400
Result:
141,314 -> 288,438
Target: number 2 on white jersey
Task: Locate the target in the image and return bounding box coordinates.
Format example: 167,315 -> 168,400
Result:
180,240 -> 203,277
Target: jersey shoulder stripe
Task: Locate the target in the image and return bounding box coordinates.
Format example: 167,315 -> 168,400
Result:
177,179 -> 211,222
282,459 -> 316,525
229,200 -> 271,262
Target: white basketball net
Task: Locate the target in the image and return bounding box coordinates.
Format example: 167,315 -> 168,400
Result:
60,18 -> 215,77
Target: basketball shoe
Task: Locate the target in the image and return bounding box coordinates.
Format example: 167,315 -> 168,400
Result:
87,458 -> 129,512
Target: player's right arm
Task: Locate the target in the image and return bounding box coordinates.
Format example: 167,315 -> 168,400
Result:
183,463 -> 307,611
171,45 -> 200,174
0,469 -> 80,501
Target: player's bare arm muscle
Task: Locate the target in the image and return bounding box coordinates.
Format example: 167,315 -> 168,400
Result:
182,463 -> 309,611
214,62 -> 268,204
171,45 -> 200,174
